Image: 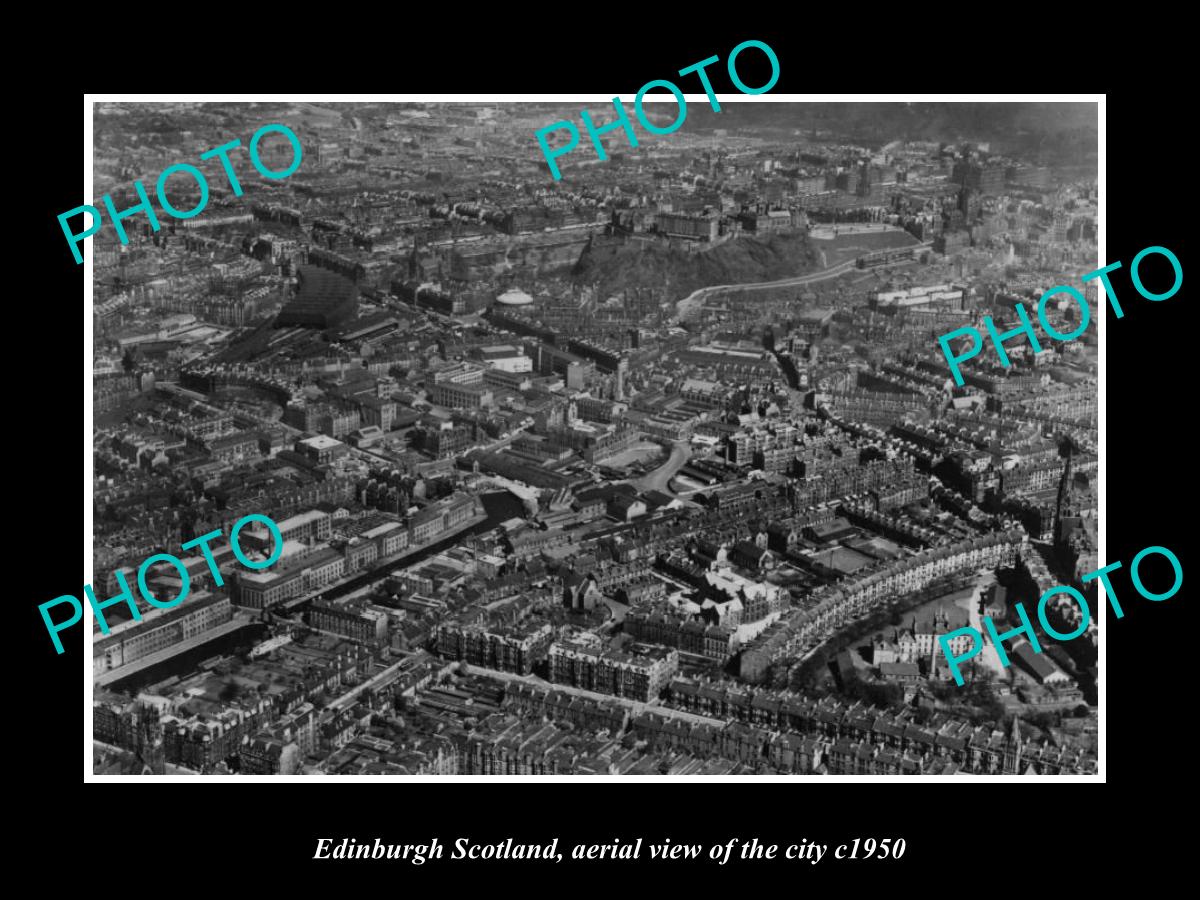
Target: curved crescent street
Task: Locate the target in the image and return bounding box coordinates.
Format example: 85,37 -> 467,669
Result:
632,440 -> 692,495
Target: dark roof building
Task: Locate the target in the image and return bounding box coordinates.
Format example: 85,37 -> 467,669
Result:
277,266 -> 359,329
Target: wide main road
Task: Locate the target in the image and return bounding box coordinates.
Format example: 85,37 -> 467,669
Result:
466,664 -> 725,728
675,258 -> 862,319
674,232 -> 934,320
632,439 -> 691,495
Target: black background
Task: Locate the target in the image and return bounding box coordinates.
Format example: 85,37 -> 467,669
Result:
19,21 -> 1192,887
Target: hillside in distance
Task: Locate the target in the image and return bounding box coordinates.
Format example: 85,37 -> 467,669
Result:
678,102 -> 1098,169
571,232 -> 821,301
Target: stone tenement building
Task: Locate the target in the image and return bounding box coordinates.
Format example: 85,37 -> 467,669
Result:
656,680 -> 1093,775
739,528 -> 1026,682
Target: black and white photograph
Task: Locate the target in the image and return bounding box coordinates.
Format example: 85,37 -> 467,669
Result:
78,97 -> 1106,780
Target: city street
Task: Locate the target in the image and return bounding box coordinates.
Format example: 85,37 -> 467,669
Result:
632,439 -> 691,495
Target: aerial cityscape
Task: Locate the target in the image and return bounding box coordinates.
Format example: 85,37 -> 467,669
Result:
89,100 -> 1099,777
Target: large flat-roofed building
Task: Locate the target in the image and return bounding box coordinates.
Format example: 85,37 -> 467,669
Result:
295,434 -> 348,465
545,424 -> 638,464
93,591 -> 233,676
483,367 -> 533,392
475,344 -> 533,373
276,266 -> 359,328
233,547 -> 346,609
428,381 -> 493,410
432,362 -> 485,386
525,341 -> 595,383
361,520 -> 409,557
235,509 -> 332,557
277,509 -> 333,543
410,494 -> 478,544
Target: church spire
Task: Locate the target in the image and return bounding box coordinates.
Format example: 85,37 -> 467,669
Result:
136,703 -> 166,776
1054,438 -> 1076,545
1003,717 -> 1023,774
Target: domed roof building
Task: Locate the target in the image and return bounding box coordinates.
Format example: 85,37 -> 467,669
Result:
496,288 -> 534,307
